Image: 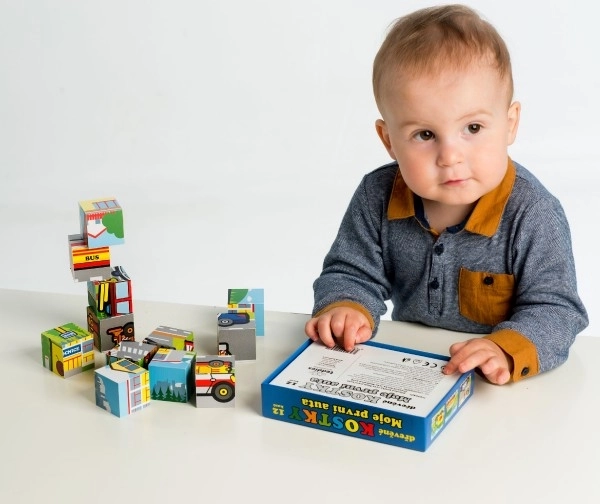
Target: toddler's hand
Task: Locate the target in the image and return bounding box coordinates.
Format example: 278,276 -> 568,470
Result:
305,307 -> 372,352
443,337 -> 512,385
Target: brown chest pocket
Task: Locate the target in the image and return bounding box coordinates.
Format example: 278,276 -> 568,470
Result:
458,267 -> 515,326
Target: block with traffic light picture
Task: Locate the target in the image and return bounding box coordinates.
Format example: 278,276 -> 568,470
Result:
87,266 -> 133,317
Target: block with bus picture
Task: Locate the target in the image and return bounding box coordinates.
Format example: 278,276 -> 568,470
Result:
68,233 -> 112,283
106,340 -> 159,369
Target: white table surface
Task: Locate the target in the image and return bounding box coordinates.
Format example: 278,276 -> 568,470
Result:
1,288 -> 598,503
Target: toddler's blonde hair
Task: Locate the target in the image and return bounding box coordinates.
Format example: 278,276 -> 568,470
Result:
373,4 -> 513,111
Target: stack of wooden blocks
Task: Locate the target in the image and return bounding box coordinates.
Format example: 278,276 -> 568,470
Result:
40,199 -> 268,417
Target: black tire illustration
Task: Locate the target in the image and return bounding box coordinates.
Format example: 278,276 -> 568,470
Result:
211,382 -> 235,403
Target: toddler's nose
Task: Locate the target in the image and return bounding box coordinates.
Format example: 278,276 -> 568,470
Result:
436,140 -> 463,168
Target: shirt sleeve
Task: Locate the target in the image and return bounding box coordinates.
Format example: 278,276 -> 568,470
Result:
491,196 -> 588,377
311,176 -> 391,331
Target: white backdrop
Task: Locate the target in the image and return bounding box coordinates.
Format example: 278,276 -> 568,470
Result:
1,0 -> 597,336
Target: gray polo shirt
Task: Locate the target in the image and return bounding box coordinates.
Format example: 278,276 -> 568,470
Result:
312,160 -> 588,381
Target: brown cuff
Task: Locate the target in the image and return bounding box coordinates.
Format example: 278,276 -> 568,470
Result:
314,301 -> 375,330
485,328 -> 539,382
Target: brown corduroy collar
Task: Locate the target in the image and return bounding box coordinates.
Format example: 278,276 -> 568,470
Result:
387,158 -> 516,237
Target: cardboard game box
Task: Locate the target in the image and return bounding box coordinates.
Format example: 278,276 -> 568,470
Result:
261,339 -> 474,452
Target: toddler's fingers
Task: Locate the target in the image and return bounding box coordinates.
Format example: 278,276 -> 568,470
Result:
305,319 -> 319,341
496,368 -> 510,385
342,332 -> 356,352
355,326 -> 372,344
341,325 -> 372,352
485,366 -> 510,385
449,339 -> 468,356
443,360 -> 459,375
316,317 -> 336,348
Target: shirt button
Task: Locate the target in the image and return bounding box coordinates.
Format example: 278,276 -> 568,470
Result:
429,278 -> 439,289
434,244 -> 444,255
521,367 -> 530,376
483,276 -> 494,285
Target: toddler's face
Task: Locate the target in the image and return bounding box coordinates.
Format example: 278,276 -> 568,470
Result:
376,63 -> 520,210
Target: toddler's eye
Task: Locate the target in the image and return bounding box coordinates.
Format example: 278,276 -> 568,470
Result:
466,124 -> 481,134
416,130 -> 434,141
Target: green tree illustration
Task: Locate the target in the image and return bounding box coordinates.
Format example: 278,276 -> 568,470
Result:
102,211 -> 124,238
228,289 -> 249,304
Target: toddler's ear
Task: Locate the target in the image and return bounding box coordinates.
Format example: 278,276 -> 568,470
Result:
375,119 -> 396,160
507,101 -> 521,146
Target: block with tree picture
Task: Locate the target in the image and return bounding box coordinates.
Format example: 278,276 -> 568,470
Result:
148,348 -> 196,403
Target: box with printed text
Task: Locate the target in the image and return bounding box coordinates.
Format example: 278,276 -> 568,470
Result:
261,339 -> 474,452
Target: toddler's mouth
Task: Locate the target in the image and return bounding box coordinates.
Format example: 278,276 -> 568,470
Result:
443,178 -> 468,186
